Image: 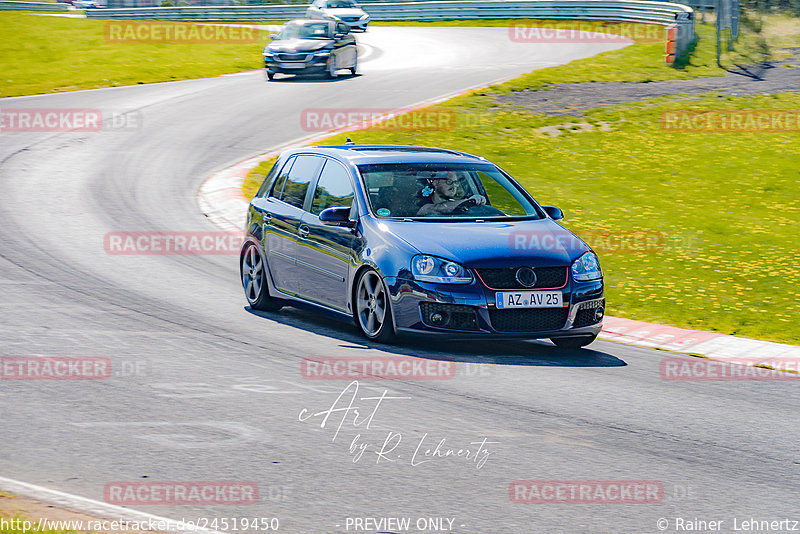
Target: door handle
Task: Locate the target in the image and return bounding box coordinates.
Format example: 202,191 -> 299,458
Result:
298,225 -> 310,238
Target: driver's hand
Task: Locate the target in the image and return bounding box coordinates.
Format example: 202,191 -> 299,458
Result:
469,195 -> 487,206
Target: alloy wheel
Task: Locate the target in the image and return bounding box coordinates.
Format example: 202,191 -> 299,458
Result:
242,244 -> 263,305
356,270 -> 387,337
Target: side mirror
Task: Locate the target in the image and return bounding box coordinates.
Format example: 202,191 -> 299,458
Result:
319,206 -> 355,227
270,34 -> 278,40
542,205 -> 564,220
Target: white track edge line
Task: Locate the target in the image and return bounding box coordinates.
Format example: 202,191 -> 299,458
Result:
0,476 -> 219,534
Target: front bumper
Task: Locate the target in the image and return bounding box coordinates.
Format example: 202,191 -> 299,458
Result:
385,276 -> 604,340
338,18 -> 369,30
263,54 -> 329,73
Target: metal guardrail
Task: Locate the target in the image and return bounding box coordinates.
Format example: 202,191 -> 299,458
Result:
85,5 -> 305,17
81,0 -> 693,24
0,0 -> 69,10
668,0 -> 713,9
81,0 -> 696,58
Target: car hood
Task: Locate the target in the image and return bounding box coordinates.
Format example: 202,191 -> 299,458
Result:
377,218 -> 590,268
325,8 -> 366,17
268,39 -> 333,53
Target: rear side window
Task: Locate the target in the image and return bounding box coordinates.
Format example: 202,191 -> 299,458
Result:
279,155 -> 324,209
311,160 -> 355,215
269,156 -> 295,200
258,157 -> 289,198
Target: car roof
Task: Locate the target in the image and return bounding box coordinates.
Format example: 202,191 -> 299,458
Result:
291,144 -> 487,165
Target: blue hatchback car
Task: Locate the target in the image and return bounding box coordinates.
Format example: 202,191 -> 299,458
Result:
241,144 -> 604,348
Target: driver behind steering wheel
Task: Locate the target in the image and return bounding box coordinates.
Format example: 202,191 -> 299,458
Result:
416,171 -> 486,216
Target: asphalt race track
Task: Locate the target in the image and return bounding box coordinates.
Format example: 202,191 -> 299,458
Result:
1,26 -> 798,533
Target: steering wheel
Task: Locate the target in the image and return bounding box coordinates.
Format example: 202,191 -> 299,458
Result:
452,198 -> 478,214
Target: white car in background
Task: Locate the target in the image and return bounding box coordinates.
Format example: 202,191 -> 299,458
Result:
306,0 -> 370,31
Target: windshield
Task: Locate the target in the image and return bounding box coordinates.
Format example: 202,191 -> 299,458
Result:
358,162 -> 543,220
278,22 -> 331,40
328,0 -> 356,7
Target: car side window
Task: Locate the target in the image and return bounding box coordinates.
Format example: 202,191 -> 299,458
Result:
281,155 -> 324,209
269,156 -> 295,200
257,157 -> 288,198
311,160 -> 355,215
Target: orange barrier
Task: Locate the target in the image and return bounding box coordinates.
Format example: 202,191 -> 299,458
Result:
665,24 -> 677,64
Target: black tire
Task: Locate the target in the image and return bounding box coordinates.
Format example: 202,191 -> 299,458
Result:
354,268 -> 395,343
551,334 -> 598,349
350,54 -> 358,76
266,70 -> 275,81
241,243 -> 282,312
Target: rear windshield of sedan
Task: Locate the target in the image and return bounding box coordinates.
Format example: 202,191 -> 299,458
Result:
358,162 -> 543,220
279,23 -> 332,40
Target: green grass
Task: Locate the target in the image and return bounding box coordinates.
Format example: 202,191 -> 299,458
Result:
0,13 -> 273,97
243,18 -> 800,344
497,23 -> 729,91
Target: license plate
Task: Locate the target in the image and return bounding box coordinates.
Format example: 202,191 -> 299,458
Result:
495,291 -> 563,309
279,63 -> 305,69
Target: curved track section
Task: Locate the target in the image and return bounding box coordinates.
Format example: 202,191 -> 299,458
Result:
1,27 -> 798,533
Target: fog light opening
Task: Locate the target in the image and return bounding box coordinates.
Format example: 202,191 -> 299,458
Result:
429,311 -> 448,326
594,307 -> 605,322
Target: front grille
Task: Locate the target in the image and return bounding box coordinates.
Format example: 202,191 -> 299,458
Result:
476,266 -> 567,289
420,302 -> 480,331
489,307 -> 569,333
340,16 -> 361,21
573,299 -> 605,328
276,53 -> 310,62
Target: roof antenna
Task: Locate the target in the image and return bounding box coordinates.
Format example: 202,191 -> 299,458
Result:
345,137 -> 355,146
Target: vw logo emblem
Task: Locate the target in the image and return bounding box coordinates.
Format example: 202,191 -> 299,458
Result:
515,267 -> 537,288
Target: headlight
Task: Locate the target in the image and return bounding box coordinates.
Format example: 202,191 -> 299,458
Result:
360,13 -> 368,19
571,252 -> 602,281
412,255 -> 472,284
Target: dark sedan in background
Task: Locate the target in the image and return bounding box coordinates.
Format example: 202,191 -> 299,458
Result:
263,19 -> 357,80
241,144 -> 604,348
